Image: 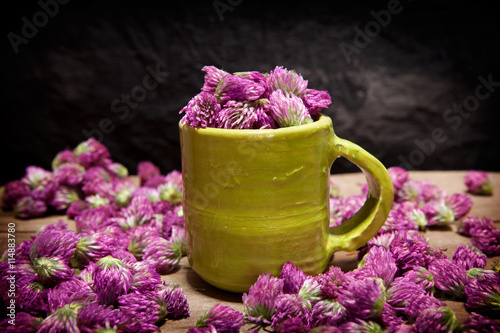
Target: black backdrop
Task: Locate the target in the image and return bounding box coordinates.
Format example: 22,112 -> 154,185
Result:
2,0 -> 500,185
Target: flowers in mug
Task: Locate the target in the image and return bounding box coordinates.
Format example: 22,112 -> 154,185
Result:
180,66 -> 332,129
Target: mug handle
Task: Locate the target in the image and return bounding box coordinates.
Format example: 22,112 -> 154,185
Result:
327,137 -> 393,253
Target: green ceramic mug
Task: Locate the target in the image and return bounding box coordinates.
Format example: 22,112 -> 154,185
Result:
179,114 -> 393,292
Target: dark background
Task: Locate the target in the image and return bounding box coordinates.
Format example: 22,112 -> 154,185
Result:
2,0 -> 500,185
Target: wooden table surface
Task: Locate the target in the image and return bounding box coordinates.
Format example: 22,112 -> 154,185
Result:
1,170 -> 499,332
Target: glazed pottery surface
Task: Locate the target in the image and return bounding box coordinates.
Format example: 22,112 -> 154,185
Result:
179,114 -> 393,292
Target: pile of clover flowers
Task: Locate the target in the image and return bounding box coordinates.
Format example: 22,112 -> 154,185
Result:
0,136 -> 499,333
188,168 -> 500,333
0,138 -> 190,333
179,66 -> 332,129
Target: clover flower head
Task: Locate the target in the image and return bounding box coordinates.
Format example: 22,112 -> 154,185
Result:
73,138 -> 111,169
118,290 -> 166,324
414,306 -> 458,333
158,182 -> 183,205
465,170 -> 493,195
53,163 -> 86,186
458,215 -> 495,237
201,65 -> 230,94
339,319 -> 384,333
464,270 -> 500,311
298,277 -> 323,304
137,161 -> 161,185
462,312 -> 500,332
14,195 -> 47,218
271,294 -> 312,331
388,167 -> 409,193
471,228 -> 500,256
180,91 -> 221,128
445,193 -> 473,220
427,258 -> 467,299
390,235 -> 434,270
280,261 -> 307,294
407,207 -> 429,230
396,179 -> 423,203
85,194 -> 111,208
452,244 -> 487,271
242,273 -> 284,324
313,265 -> 347,299
83,166 -> 111,184
71,232 -> 118,268
116,195 -> 155,230
356,245 -> 398,287
51,149 -> 76,169
93,255 -> 133,305
32,256 -> 73,287
269,89 -> 313,128
405,293 -> 446,321
215,73 -> 266,104
340,277 -> 386,321
396,266 -> 434,294
420,180 -> 446,203
47,276 -> 95,314
77,302 -> 125,333
158,282 -> 190,319
127,261 -> 162,293
217,100 -> 259,129
378,209 -> 418,235
50,185 -> 80,211
30,228 -> 79,262
311,299 -> 345,328
36,302 -> 80,333
267,66 -> 308,97
196,303 -> 244,333
113,178 -> 137,208
2,179 -> 31,210
126,225 -> 161,260
143,238 -> 182,274
302,88 -> 332,116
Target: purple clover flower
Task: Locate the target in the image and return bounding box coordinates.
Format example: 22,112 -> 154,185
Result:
393,266 -> 434,295
76,302 -> 126,333
1,179 -> 30,210
339,319 -> 383,333
74,206 -> 117,234
158,282 -> 190,319
355,245 -> 398,287
180,91 -> 221,128
114,195 -> 155,230
280,261 -> 307,294
471,228 -> 500,256
215,73 -> 266,104
302,89 -> 332,116
405,293 -> 446,321
462,312 -> 500,332
387,166 -> 409,196
196,303 -> 244,333
311,299 -> 345,328
73,138 -> 111,169
71,232 -> 119,268
51,149 -> 76,169
242,273 -> 284,324
217,100 -> 259,129
277,316 -> 310,333
464,170 -> 493,195
93,255 -> 133,306
267,66 -> 308,97
142,238 -> 182,274
271,294 -> 312,331
82,166 -> 111,184
337,277 -> 386,321
452,244 -> 487,271
464,271 -> 500,311
14,195 -> 47,218
445,193 -> 473,219
313,265 -> 347,299
32,257 -> 74,286
47,276 -> 95,314
269,89 -> 313,127
36,302 -> 80,333
414,306 -> 458,333
22,165 -> 57,202
118,290 -> 166,324
427,258 -> 468,299
102,159 -> 129,179
201,65 -> 230,94
53,163 -> 86,186
30,228 -> 79,262
50,185 -> 80,211
137,161 -> 161,185
127,261 -> 162,293
458,215 -> 495,237
0,311 -> 42,332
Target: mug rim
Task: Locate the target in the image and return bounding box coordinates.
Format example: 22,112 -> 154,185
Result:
178,113 -> 332,138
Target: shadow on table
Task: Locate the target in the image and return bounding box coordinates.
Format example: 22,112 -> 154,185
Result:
185,267 -> 244,302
